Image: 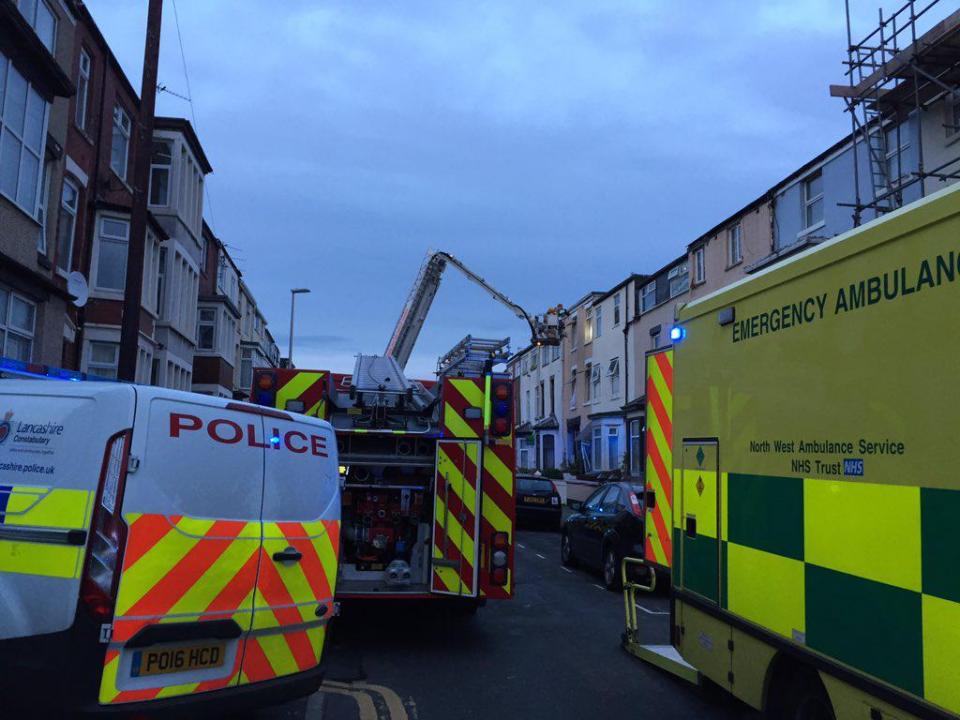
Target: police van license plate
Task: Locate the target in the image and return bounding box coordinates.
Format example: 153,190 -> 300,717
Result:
523,496 -> 547,504
131,642 -> 225,677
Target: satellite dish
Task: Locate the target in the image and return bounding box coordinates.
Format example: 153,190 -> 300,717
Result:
67,271 -> 88,308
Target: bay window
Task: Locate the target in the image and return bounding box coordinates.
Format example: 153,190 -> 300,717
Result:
55,178 -> 78,273
87,341 -> 119,379
0,289 -> 36,361
0,52 -> 49,216
95,217 -> 130,291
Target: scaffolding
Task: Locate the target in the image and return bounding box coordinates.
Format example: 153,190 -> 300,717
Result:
831,0 -> 960,225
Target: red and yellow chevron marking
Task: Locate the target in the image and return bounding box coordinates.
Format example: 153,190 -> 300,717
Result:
432,442 -> 480,595
479,439 -> 515,599
644,349 -> 674,570
242,519 -> 339,682
100,514 -> 339,704
441,378 -> 485,439
274,370 -> 329,419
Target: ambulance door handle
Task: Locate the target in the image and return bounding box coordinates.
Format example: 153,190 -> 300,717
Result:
646,491 -> 656,509
273,547 -> 303,563
685,515 -> 697,538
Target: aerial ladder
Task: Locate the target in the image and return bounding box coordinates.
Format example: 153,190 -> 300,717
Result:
384,250 -> 564,371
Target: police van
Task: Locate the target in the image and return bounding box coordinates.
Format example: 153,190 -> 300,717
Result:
0,380 -> 340,715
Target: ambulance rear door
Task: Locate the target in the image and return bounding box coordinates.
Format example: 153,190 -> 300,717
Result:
0,381 -> 135,640
101,392 -> 267,704
241,408 -> 340,684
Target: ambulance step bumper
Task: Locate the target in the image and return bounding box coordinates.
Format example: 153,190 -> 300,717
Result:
622,642 -> 701,685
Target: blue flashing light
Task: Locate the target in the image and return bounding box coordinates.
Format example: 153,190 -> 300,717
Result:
670,325 -> 686,342
270,435 -> 281,447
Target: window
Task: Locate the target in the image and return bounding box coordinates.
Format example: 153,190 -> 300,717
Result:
947,98 -> 960,138
0,289 -> 36,360
149,140 -> 172,206
551,343 -> 560,362
197,308 -> 216,350
613,294 -> 621,325
669,263 -> 689,297
240,347 -> 254,390
521,356 -> 528,375
728,224 -> 743,266
569,368 -> 576,410
584,309 -> 594,343
569,319 -> 578,350
884,124 -> 909,187
0,53 -> 49,216
651,331 -> 660,350
525,389 -> 531,420
641,281 -> 656,312
694,246 -> 705,285
156,245 -> 166,314
607,357 -> 620,399
36,158 -> 50,251
584,363 -> 591,402
803,170 -> 824,229
549,376 -> 555,416
87,341 -> 119,379
535,382 -> 543,418
110,105 -> 131,181
17,0 -> 56,53
584,486 -> 606,511
600,485 -> 620,513
595,305 -> 603,338
76,49 -> 91,131
591,364 -> 601,402
592,427 -> 602,470
95,217 -> 130,291
607,427 -> 620,471
55,178 -> 78,273
541,345 -> 549,366
629,419 -> 642,476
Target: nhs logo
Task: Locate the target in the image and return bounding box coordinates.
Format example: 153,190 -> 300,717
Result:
843,458 -> 864,477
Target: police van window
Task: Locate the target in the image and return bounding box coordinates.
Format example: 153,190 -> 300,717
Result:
261,417 -> 338,522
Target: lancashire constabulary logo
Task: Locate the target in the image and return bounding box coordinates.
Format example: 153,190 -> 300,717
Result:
0,410 -> 13,444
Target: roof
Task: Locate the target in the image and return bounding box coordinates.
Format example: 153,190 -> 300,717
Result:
594,273 -> 646,303
155,117 -> 213,174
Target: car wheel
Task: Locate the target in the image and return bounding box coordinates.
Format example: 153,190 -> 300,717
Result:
561,532 -> 576,567
603,546 -> 622,591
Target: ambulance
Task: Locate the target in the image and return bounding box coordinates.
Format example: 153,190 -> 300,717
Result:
626,182 -> 960,719
0,381 -> 340,715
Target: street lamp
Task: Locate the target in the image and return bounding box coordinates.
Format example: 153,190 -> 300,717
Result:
288,288 -> 311,367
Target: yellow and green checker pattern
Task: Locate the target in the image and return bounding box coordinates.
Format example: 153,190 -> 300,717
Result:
690,472 -> 960,716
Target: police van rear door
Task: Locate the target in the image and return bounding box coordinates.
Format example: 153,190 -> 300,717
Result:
0,381 -> 135,640
100,391 -> 266,705
240,408 -> 339,684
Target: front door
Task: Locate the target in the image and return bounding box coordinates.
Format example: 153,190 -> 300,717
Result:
432,440 -> 481,596
680,440 -> 720,604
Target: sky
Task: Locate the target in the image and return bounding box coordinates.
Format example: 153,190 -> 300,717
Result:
84,0 -> 888,378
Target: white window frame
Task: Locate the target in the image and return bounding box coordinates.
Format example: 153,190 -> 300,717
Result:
149,139 -> 173,207
595,305 -> 603,338
584,309 -> 594,344
75,48 -> 91,131
36,158 -> 51,252
86,340 -> 119,379
884,124 -> 909,188
0,287 -> 36,361
584,363 -> 592,403
668,263 -> 689,298
569,318 -> 578,350
629,419 -> 642,476
569,367 -> 576,410
0,53 -> 50,218
802,170 -> 824,231
641,281 -> 656,312
92,215 -> 130,293
607,426 -> 620,470
613,293 -> 621,326
110,104 -> 131,181
591,364 -> 601,403
728,224 -> 743,267
607,357 -> 620,399
592,427 -> 603,470
17,0 -> 57,53
694,246 -> 705,285
54,177 -> 78,275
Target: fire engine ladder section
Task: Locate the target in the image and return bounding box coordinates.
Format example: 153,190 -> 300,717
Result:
620,557 -> 700,685
830,0 -> 960,226
436,336 -> 511,379
385,250 -> 562,371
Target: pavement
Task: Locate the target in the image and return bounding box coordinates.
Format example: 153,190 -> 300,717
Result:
239,521 -> 757,720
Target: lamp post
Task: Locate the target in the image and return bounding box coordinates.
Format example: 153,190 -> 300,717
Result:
288,288 -> 310,367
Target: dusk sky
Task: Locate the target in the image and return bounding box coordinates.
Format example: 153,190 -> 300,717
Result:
84,1 -> 884,378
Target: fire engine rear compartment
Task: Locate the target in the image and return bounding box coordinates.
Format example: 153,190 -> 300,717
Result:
337,433 -> 438,595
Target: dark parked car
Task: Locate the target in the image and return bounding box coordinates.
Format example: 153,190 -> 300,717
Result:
515,475 -> 562,528
560,482 -> 645,590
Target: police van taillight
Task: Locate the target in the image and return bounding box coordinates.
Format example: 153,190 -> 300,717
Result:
81,429 -> 132,620
490,531 -> 509,586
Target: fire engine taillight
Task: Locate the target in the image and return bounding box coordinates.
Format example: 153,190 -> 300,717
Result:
491,531 -> 509,585
489,379 -> 512,438
81,429 -> 132,620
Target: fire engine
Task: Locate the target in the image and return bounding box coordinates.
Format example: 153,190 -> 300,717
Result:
251,251 -> 562,610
